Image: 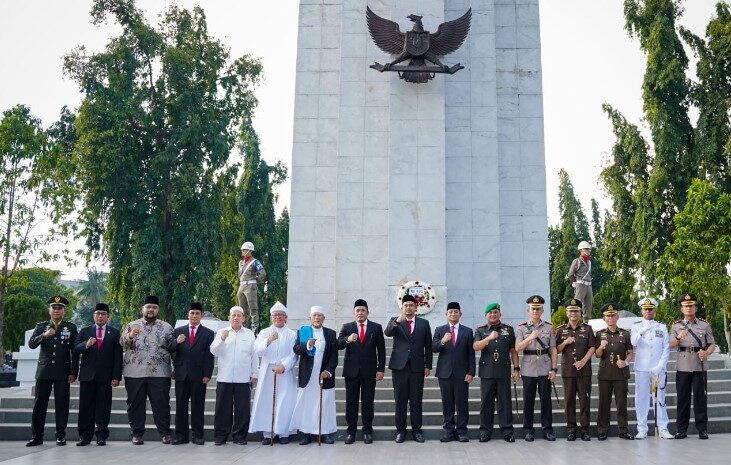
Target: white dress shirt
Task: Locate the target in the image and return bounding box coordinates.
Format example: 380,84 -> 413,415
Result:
210,325 -> 259,383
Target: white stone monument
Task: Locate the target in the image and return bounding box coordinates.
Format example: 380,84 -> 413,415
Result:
287,0 -> 549,328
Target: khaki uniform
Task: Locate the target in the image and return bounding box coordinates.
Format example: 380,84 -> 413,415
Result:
475,323 -> 515,438
566,258 -> 592,320
556,323 -> 595,434
671,318 -> 715,434
237,257 -> 266,330
515,320 -> 556,433
595,328 -> 632,435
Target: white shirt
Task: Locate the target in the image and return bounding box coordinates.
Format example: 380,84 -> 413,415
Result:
631,319 -> 670,372
210,325 -> 259,383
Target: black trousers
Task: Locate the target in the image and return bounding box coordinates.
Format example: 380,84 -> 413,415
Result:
438,375 -> 469,436
77,380 -> 113,441
344,372 -> 377,435
392,365 -> 425,433
522,375 -> 553,432
31,379 -> 70,439
175,377 -> 207,441
214,382 -> 251,443
597,379 -> 629,434
479,377 -> 513,437
124,377 -> 171,438
563,376 -> 591,434
676,371 -> 708,433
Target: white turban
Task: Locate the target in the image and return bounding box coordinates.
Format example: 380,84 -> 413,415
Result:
270,301 -> 287,315
310,305 -> 326,316
229,306 -> 244,315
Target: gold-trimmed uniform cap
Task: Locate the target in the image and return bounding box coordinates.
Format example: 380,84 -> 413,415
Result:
526,295 -> 545,308
47,295 -> 69,307
564,298 -> 582,310
600,303 -> 618,316
638,297 -> 658,309
679,293 -> 697,306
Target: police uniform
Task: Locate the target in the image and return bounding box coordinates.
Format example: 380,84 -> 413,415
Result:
556,298 -> 596,440
630,297 -> 671,439
671,293 -> 715,439
236,246 -> 266,332
567,254 -> 592,321
475,303 -> 516,442
27,296 -> 79,445
595,303 -> 633,439
515,295 -> 556,440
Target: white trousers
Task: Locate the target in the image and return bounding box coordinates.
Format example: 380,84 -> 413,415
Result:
634,370 -> 669,433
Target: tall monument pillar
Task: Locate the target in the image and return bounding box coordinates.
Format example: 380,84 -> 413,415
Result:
287,0 -> 550,328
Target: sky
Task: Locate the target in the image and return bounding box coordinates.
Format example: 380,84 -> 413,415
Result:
0,0 -> 720,279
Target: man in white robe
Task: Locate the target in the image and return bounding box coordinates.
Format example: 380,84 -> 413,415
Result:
290,306 -> 339,444
249,302 -> 298,444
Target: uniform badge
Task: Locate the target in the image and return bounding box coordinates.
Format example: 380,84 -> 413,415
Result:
500,328 -> 509,336
655,330 -> 662,338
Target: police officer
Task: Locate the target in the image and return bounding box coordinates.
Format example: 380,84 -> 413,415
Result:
237,241 -> 266,334
631,297 -> 673,439
669,293 -> 716,439
595,303 -> 634,440
26,296 -> 79,447
515,295 -> 557,441
556,298 -> 595,441
566,241 -> 593,321
473,303 -> 519,443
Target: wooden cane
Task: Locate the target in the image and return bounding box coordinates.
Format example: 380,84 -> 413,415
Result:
318,378 -> 323,446
652,375 -> 659,439
271,369 -> 277,446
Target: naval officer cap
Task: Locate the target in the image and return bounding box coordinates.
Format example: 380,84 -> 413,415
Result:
638,297 -> 658,309
47,295 -> 69,307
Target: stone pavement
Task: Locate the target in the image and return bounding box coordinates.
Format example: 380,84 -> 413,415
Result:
0,434 -> 727,465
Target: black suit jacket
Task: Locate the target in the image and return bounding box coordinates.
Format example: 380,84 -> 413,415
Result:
384,316 -> 433,372
337,320 -> 386,378
29,320 -> 79,381
74,324 -> 123,382
294,326 -> 338,389
172,324 -> 215,381
432,323 -> 476,379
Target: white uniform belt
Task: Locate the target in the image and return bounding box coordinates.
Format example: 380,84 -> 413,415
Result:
576,280 -> 592,286
242,279 -> 257,285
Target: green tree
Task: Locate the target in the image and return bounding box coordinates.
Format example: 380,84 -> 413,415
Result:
659,179 -> 731,352
72,268 -> 113,327
64,0 -> 262,323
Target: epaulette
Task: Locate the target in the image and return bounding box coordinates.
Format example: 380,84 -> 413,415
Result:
477,323 -> 488,328
518,321 -> 528,326
633,320 -> 642,324
556,323 -> 567,329
501,323 -> 512,328
673,319 -> 682,324
698,318 -> 707,322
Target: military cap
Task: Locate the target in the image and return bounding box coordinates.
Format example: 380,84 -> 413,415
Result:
144,295 -> 160,306
565,298 -> 582,310
189,302 -> 203,311
47,295 -> 69,307
484,302 -> 500,314
638,297 -> 658,309
447,301 -> 461,311
401,294 -> 416,304
94,303 -> 110,313
526,295 -> 545,307
679,293 -> 697,305
601,303 -> 618,316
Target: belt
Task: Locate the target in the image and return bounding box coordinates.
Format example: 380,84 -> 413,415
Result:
242,279 -> 257,285
576,280 -> 592,286
678,346 -> 706,352
523,349 -> 548,356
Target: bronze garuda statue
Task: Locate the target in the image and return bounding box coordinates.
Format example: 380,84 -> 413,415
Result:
366,7 -> 471,83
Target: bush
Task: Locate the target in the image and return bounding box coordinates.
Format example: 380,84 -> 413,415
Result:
551,306 -> 568,329
3,294 -> 47,352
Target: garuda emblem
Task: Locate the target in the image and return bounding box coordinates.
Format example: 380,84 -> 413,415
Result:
366,7 -> 471,83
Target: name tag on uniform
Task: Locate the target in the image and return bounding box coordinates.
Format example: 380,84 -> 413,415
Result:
501,329 -> 509,336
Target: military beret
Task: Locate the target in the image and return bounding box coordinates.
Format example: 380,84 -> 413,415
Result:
447,301 -> 461,311
354,299 -> 368,309
601,303 -> 618,316
47,295 -> 69,307
94,303 -> 110,313
189,302 -> 203,311
679,293 -> 697,305
638,297 -> 658,309
144,295 -> 159,306
484,302 -> 500,314
565,298 -> 582,310
401,294 -> 416,304
526,295 -> 545,307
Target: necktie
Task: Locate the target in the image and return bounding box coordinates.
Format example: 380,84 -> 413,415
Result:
359,323 -> 365,343
96,326 -> 103,349
190,326 -> 196,346
450,325 -> 456,346
407,319 -> 413,335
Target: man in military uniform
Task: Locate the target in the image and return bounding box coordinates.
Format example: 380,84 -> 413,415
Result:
237,241 -> 266,334
595,303 -> 634,440
473,303 -> 519,443
515,295 -> 557,441
26,296 -> 79,447
631,297 -> 673,439
669,293 -> 716,439
566,241 -> 593,321
556,298 -> 595,441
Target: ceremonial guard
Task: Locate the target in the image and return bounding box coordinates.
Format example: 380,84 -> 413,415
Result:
290,306 -> 338,445
631,297 -> 673,439
566,241 -> 593,321
669,293 -> 716,439
26,296 -> 79,447
556,298 -> 595,441
237,241 -> 266,333
473,303 -> 519,443
515,295 -> 557,441
595,303 -> 634,440
432,302 -> 475,443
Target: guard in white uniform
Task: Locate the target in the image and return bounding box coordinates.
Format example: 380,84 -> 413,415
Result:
631,298 -> 673,439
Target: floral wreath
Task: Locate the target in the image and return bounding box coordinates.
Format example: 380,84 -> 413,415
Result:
396,280 -> 437,315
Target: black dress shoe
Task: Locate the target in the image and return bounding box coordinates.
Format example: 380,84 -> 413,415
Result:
56,437 -> 66,446
598,433 -> 607,441
524,431 -> 535,442
261,438 -> 271,445
233,438 -> 246,445
161,435 -> 172,444
566,432 -> 576,441
544,430 -> 556,441
76,439 -> 91,447
363,433 -> 373,444
322,434 -> 335,444
412,432 -> 425,443
132,436 -> 144,445
699,431 -> 709,440
439,433 -> 453,443
278,436 -> 290,445
344,434 -> 355,444
215,440 -> 226,446
172,438 -> 189,445
580,432 -> 591,441
458,435 -> 469,443
504,434 -> 515,443
96,440 -> 106,446
674,432 -> 687,439
619,432 -> 634,440
193,438 -> 206,445
395,432 -> 406,443
26,438 -> 43,447
479,432 -> 491,442
299,433 -> 312,445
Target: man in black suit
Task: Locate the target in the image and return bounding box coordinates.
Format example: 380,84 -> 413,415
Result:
384,294 -> 433,443
337,298 -> 386,444
432,302 -> 475,442
26,295 -> 79,447
74,303 -> 122,446
172,303 -> 215,445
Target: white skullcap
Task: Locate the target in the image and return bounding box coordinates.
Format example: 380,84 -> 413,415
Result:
270,301 -> 287,315
310,305 -> 326,316
229,306 -> 244,315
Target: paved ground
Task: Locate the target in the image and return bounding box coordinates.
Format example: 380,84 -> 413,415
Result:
0,434 -> 726,465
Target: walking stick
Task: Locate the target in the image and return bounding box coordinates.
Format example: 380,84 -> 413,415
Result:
652,375 -> 659,439
271,369 -> 278,446
513,381 -> 519,417
318,378 -> 324,446
551,381 -> 561,408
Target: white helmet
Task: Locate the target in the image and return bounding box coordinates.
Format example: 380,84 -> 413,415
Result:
240,241 -> 255,251
577,241 -> 591,250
